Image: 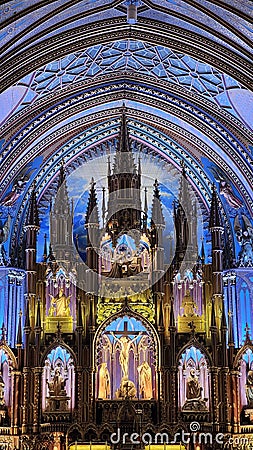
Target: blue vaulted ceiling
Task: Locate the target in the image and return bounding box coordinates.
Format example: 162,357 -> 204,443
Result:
0,0 -> 252,265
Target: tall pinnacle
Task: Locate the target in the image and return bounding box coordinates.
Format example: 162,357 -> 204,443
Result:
209,183 -> 222,228
58,161 -> 66,189
117,106 -> 131,153
85,178 -> 99,226
151,180 -> 165,227
25,186 -> 39,227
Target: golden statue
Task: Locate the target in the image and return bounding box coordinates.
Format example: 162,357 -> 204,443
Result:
49,288 -> 71,317
98,363 -> 111,399
137,361 -> 153,399
110,332 -> 142,378
181,290 -> 198,317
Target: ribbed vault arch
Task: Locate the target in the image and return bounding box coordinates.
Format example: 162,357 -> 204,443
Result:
0,17 -> 252,93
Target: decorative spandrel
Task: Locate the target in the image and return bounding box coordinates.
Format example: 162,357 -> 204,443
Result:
97,290 -> 155,324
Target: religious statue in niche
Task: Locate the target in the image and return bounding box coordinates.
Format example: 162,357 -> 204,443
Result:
137,361 -> 152,399
46,367 -> 70,412
246,370 -> 253,407
181,290 -> 198,317
49,288 -> 71,317
98,363 -> 111,399
182,369 -> 208,411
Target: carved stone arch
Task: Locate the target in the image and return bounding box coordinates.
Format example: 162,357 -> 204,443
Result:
83,425 -> 98,441
67,422 -> 84,438
175,339 -> 213,368
1,19 -> 251,93
233,343 -> 253,369
0,343 -> 18,370
93,305 -> 161,370
40,340 -> 77,367
67,423 -> 84,443
94,307 -> 160,402
99,424 -> 114,442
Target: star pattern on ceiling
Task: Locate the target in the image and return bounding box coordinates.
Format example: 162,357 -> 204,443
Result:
16,40 -> 242,117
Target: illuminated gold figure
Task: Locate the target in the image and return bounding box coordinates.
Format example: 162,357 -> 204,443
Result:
49,288 -> 71,317
110,332 -> 141,378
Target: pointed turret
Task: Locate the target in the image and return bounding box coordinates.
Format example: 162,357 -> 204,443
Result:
169,298 -> 176,366
85,179 -> 99,292
220,305 -> 228,366
24,186 -> 40,329
85,178 -> 99,228
50,161 -> 73,265
169,299 -> 176,329
16,311 -> 23,347
210,299 -> 218,366
211,298 -> 216,328
201,239 -> 205,264
24,299 -> 30,329
209,183 -> 222,229
228,311 -> 235,367
58,161 -> 66,189
151,179 -> 165,228
209,183 -> 224,313
25,186 -> 39,228
43,233 -> 48,263
106,107 -> 142,239
35,297 -> 41,329
150,180 -> 165,324
112,109 -> 137,174
117,106 -> 131,153
24,300 -> 31,367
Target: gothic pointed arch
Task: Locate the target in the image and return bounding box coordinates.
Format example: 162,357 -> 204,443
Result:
94,308 -> 160,402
